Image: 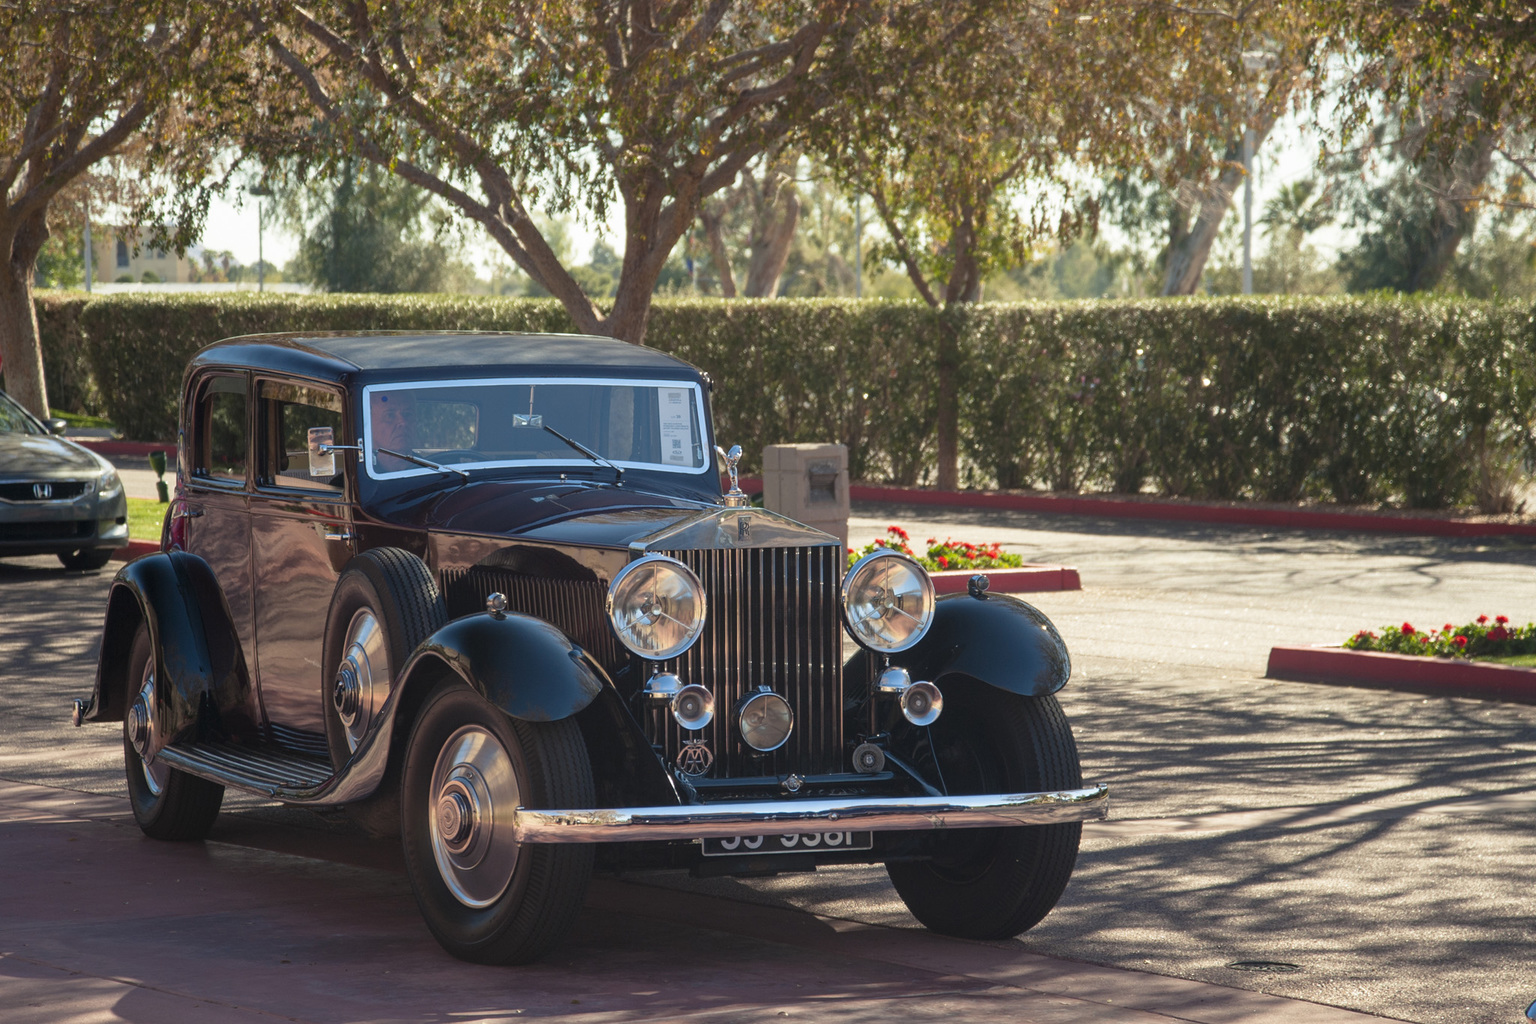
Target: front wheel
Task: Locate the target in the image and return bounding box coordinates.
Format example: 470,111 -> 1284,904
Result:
886,686 -> 1083,939
123,622 -> 224,840
401,681 -> 595,965
59,547 -> 113,571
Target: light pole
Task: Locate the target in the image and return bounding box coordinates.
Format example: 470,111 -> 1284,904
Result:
83,198 -> 92,293
248,185 -> 272,291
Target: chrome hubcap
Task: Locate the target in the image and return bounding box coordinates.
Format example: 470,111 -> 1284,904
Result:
130,658 -> 169,796
428,724 -> 520,908
333,609 -> 387,753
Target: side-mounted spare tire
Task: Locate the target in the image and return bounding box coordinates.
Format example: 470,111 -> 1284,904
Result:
322,547 -> 448,769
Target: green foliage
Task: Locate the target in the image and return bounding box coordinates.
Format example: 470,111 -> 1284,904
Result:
41,292 -> 1536,513
32,292 -> 98,415
1344,615 -> 1536,660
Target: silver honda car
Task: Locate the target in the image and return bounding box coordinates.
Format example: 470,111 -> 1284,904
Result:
0,389 -> 127,570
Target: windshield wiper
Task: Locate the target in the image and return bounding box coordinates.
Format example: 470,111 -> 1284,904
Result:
376,446 -> 470,482
542,425 -> 623,484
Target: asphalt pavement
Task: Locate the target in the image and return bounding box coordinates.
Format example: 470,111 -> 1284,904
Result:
2,501 -> 1534,1023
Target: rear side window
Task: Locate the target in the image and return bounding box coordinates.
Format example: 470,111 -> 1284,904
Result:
194,375 -> 248,484
258,380 -> 345,492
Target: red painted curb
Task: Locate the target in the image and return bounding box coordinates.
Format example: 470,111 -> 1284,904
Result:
1266,645 -> 1536,704
109,539 -> 159,563
852,483 -> 1536,539
931,565 -> 1081,594
75,439 -> 173,458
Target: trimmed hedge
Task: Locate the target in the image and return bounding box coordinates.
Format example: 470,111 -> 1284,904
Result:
36,291 -> 1536,510
34,291 -> 97,415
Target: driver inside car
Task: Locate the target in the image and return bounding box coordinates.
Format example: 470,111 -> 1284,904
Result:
370,389 -> 416,472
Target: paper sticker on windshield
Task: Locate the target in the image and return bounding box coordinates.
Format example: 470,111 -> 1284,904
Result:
657,387 -> 693,466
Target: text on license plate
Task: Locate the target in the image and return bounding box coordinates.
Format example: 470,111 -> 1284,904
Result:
701,831 -> 874,856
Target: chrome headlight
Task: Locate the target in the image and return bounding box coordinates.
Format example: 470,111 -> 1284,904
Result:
607,555 -> 706,660
841,550 -> 935,653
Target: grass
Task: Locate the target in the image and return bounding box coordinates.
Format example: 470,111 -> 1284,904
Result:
50,409 -> 114,429
125,496 -> 167,542
1476,653 -> 1536,668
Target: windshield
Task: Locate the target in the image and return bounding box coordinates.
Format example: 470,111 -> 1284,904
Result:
362,377 -> 709,480
0,392 -> 41,435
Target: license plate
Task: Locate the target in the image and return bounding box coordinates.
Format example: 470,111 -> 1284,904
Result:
700,831 -> 874,856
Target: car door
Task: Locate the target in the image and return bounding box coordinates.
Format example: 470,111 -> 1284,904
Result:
182,372 -> 258,690
248,378 -> 352,754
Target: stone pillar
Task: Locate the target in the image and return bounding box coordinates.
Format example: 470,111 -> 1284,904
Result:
762,443 -> 849,549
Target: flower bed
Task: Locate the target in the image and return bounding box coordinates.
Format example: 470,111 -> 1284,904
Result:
1343,615 -> 1535,662
849,526 -> 1079,594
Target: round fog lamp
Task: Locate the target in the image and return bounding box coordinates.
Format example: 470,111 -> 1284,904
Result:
671,684 -> 715,731
607,555 -> 706,660
736,690 -> 794,752
841,550 -> 935,653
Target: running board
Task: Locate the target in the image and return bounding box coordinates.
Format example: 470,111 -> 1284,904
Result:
157,742 -> 335,800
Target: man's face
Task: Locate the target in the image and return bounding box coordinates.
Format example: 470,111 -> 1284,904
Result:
371,391 -> 411,450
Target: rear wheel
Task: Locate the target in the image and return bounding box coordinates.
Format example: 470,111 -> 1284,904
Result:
123,622 -> 224,840
886,686 -> 1083,939
401,681 -> 595,965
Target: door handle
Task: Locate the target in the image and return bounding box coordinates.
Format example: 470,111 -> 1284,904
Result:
323,530 -> 353,541
171,506 -> 203,520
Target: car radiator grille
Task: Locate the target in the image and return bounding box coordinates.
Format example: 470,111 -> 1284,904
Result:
651,545 -> 845,778
440,566 -> 624,666
0,480 -> 89,501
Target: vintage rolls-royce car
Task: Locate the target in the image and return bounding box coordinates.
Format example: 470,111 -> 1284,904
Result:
73,331 -> 1107,964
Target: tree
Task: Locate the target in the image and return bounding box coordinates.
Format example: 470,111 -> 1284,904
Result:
0,2 -> 235,417
243,1 -> 975,345
278,157 -> 476,293
815,1 -> 1160,489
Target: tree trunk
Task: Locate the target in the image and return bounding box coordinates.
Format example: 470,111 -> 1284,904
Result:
1408,129 -> 1498,292
744,172 -> 799,298
1162,111 -> 1280,296
699,206 -> 738,297
0,214 -> 49,418
0,261 -> 47,419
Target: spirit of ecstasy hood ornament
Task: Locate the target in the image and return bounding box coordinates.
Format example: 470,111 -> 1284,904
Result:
716,444 -> 749,507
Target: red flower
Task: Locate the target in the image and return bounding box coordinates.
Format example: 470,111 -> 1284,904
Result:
889,526 -> 910,541
1443,624 -> 1454,633
1496,615 -> 1509,625
1453,636 -> 1468,648
1401,623 -> 1415,635
1477,614 -> 1489,624
1490,626 -> 1510,642
938,555 -> 950,569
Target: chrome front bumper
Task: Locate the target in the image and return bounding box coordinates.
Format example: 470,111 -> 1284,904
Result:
513,784 -> 1108,844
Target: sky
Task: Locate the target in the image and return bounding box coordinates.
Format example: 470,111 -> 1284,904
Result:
197,105 -> 1347,282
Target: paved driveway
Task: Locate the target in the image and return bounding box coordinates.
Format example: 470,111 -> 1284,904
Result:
3,504 -> 1534,1023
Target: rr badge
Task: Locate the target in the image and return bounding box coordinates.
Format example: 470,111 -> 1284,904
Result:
737,515 -> 752,542
676,738 -> 714,777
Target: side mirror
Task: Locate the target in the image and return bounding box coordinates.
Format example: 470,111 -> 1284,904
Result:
307,426 -> 337,477
45,418 -> 67,435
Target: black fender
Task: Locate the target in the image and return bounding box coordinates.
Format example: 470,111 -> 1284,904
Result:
366,611 -> 680,808
89,552 -> 253,757
897,591 -> 1071,697
404,611 -> 606,722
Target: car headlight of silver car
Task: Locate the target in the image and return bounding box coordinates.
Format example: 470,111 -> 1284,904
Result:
841,549 -> 935,653
96,468 -> 123,500
607,555 -> 707,660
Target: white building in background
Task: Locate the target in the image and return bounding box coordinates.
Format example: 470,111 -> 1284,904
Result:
88,227 -> 195,284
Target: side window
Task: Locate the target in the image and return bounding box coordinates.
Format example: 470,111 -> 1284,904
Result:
194,375 -> 249,484
258,380 -> 345,492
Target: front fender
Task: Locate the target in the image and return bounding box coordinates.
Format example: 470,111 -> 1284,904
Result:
90,552 -> 252,755
899,591 -> 1071,696
401,611 -> 606,723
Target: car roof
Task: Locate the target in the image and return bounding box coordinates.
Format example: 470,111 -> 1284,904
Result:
189,331 -> 705,384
